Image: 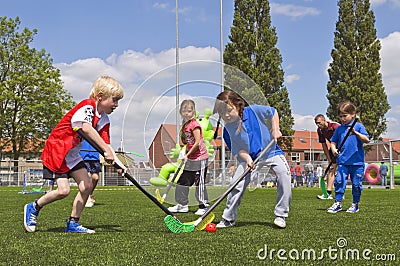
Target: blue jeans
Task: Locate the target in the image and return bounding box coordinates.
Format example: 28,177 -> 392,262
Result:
334,165 -> 364,203
381,174 -> 387,187
306,173 -> 313,187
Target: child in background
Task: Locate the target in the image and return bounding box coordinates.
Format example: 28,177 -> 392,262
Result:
168,99 -> 209,216
327,101 -> 369,213
24,76 -> 125,233
79,140 -> 101,207
213,90 -> 292,229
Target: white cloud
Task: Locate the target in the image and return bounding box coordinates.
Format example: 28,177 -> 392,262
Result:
371,0 -> 400,8
389,105 -> 400,114
285,74 -> 300,84
382,116 -> 400,139
153,2 -> 169,10
292,113 -> 316,131
380,32 -> 400,96
153,2 -> 192,17
270,3 -> 320,19
55,46 -> 220,160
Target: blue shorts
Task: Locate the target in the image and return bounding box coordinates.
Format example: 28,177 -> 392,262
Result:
43,161 -> 86,180
83,160 -> 102,174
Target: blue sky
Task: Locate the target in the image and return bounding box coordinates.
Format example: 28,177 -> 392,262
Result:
3,0 -> 400,160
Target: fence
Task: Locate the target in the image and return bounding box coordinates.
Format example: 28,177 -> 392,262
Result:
1,157 -> 398,189
0,159 -> 237,188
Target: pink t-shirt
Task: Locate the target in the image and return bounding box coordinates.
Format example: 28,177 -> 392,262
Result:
182,119 -> 208,161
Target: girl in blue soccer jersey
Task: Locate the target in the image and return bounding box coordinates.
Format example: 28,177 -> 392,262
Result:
327,101 -> 369,214
213,90 -> 292,229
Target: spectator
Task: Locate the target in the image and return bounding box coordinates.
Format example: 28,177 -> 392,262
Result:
379,161 -> 388,188
304,161 -> 314,187
295,162 -> 302,187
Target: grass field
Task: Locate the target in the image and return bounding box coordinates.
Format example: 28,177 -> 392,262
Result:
1,186 -> 399,265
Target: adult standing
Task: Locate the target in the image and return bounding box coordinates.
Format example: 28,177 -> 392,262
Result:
304,160 -> 314,188
314,114 -> 340,200
379,161 -> 388,188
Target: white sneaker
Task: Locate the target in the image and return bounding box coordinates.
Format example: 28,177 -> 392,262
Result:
317,194 -> 333,200
85,200 -> 94,208
327,201 -> 342,213
194,208 -> 207,216
216,219 -> 235,228
168,204 -> 189,213
274,216 -> 286,228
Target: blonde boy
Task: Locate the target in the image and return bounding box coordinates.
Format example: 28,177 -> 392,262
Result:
24,76 -> 124,233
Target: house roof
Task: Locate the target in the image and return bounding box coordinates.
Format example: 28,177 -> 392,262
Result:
290,131 -> 322,151
160,124 -> 177,142
1,139 -> 44,153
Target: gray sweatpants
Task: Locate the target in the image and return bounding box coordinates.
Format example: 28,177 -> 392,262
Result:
221,154 -> 292,222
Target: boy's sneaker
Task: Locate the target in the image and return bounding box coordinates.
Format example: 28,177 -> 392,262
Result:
346,203 -> 359,213
167,204 -> 189,213
317,194 -> 333,200
24,202 -> 39,232
66,220 -> 95,233
274,216 -> 286,228
327,201 -> 342,213
85,199 -> 94,208
216,219 -> 235,228
194,208 -> 207,216
85,195 -> 95,207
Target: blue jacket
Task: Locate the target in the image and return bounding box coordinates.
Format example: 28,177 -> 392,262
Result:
223,105 -> 283,163
330,120 -> 369,165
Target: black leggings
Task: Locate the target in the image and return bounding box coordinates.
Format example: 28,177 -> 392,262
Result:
175,166 -> 208,208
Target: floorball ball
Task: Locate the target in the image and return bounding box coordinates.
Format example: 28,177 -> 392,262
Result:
205,223 -> 216,233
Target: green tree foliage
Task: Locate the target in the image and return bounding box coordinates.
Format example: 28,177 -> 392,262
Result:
0,16 -> 75,161
326,0 -> 390,140
223,0 -> 294,148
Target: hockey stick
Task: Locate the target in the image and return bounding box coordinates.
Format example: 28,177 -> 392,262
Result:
155,161 -> 185,204
164,139 -> 276,233
73,127 -> 193,232
319,117 -> 358,198
213,116 -> 221,140
82,149 -> 144,157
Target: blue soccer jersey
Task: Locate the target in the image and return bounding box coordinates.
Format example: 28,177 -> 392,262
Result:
330,121 -> 369,165
223,105 -> 283,162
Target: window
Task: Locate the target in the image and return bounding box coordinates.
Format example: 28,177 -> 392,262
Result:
289,152 -> 301,162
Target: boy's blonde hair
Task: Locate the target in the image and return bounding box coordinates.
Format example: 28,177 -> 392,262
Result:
89,76 -> 124,100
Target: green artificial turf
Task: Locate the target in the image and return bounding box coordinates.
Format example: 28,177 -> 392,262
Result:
1,186 -> 399,265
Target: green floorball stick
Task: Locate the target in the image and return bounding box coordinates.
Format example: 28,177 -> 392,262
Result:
74,127 -> 192,232
319,117 -> 358,198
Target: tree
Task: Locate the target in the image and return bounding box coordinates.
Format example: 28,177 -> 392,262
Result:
326,0 -> 390,140
0,16 -> 75,164
223,0 -> 294,148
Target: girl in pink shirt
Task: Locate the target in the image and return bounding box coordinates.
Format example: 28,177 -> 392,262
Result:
168,100 -> 209,215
